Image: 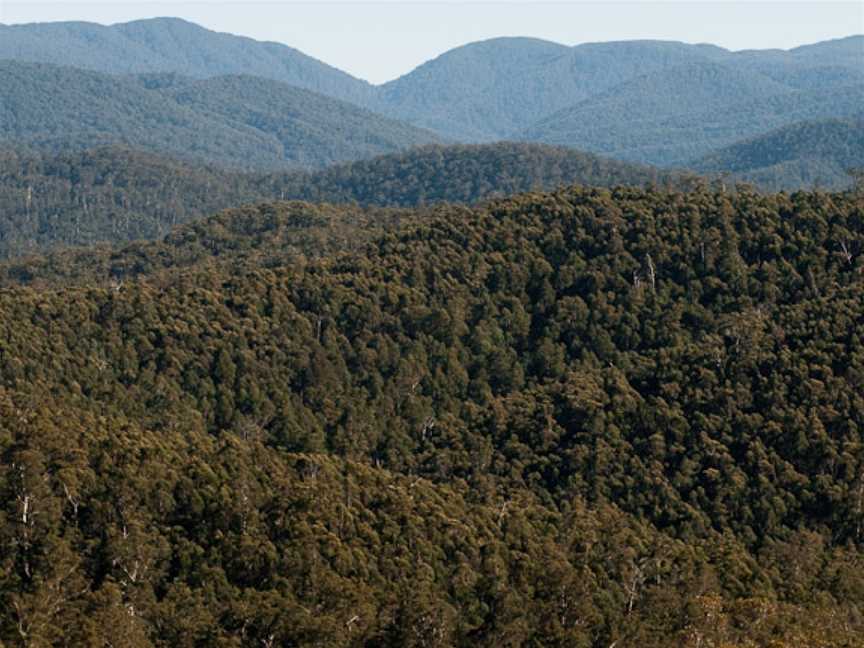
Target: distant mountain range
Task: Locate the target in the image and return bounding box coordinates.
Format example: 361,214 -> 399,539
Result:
523,70 -> 864,166
0,61 -> 441,170
0,17 -> 861,178
0,17 -> 378,106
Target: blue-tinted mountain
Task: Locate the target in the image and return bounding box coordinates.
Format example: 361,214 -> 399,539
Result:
692,116 -> 864,190
0,61 -> 440,171
380,35 -> 863,143
138,73 -> 445,169
0,17 -> 377,106
378,39 -> 732,140
523,70 -> 864,166
1,18 -> 862,168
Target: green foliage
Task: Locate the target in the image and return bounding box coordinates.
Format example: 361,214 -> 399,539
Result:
693,116 -> 864,190
0,143 -> 686,260
0,61 -> 439,172
0,186 -> 863,644
1,18 -> 861,165
0,17 -> 378,108
523,79 -> 864,166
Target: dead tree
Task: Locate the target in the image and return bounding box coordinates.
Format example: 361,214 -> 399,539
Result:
646,254 -> 657,294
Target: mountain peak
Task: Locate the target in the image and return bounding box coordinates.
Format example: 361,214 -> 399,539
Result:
0,17 -> 377,106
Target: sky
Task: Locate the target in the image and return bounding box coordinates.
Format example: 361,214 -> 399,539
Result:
1,1 -> 862,84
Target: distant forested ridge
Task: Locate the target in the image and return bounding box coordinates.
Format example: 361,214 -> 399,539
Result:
0,143 -> 688,260
0,19 -> 861,168
692,116 -> 864,190
522,76 -> 864,166
0,61 -> 441,171
0,17 -> 379,107
1,186 -> 863,645
266,141 -> 687,206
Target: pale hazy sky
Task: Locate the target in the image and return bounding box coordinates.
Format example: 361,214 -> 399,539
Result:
1,1 -> 862,83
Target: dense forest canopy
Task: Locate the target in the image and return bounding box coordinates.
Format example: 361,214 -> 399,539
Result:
692,116 -> 864,191
0,143 -> 688,260
1,185 -> 863,645
0,61 -> 440,172
1,16 -> 863,647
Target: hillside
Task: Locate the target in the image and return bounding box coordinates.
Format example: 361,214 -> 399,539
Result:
1,187 -> 863,645
377,37 -> 573,141
0,61 -> 282,167
276,142 -> 687,207
0,61 -> 439,172
692,117 -> 864,190
786,34 -> 864,69
0,147 -> 272,259
379,39 -> 732,140
379,35 -> 862,143
1,19 -> 860,150
0,143 -> 687,260
524,79 -> 864,165
146,74 -> 444,170
0,17 -> 378,107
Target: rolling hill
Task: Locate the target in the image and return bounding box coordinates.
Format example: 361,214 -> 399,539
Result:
0,143 -> 687,260
142,73 -> 445,170
0,61 -> 441,171
0,16 -> 378,107
376,37 -> 574,141
1,18 -> 860,152
523,78 -> 864,166
378,39 -> 733,140
692,116 -> 864,190
378,35 -> 863,144
1,187 -> 863,645
280,141 -> 687,207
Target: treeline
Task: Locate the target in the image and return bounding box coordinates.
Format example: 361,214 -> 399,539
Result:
1,186 -> 863,645
0,143 -> 688,260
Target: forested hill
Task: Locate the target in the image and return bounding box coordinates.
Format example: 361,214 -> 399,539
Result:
0,17 -> 378,107
382,35 -> 863,149
692,116 -> 864,190
0,61 -> 440,171
140,74 -> 445,170
270,142 -> 686,206
1,18 -> 861,160
0,143 -> 687,260
0,200 -> 417,288
1,186 -> 863,645
521,75 -> 864,166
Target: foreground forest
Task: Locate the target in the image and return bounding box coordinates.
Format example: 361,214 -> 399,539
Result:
1,185 -> 863,646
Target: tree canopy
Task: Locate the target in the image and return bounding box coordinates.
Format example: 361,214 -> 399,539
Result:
1,185 -> 863,645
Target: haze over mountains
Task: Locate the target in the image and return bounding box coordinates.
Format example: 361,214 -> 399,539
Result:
0,61 -> 442,171
0,17 -> 861,178
0,17 -> 379,107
